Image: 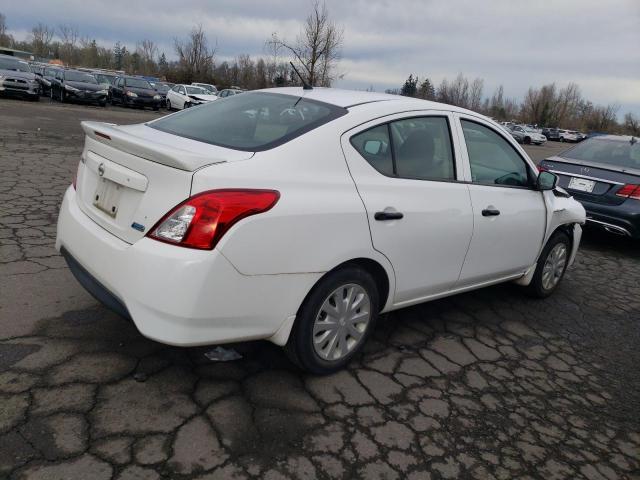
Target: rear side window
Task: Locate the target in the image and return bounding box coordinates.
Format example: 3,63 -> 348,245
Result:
351,116 -> 456,181
149,92 -> 347,151
461,120 -> 531,187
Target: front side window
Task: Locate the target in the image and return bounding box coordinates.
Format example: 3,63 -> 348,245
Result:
461,120 -> 531,187
149,92 -> 346,151
351,116 -> 456,181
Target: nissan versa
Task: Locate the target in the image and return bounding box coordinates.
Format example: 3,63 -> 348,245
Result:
55,88 -> 586,374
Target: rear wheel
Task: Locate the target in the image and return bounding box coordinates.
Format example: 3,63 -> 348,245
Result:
560,137 -> 565,142
525,231 -> 571,298
524,137 -> 531,145
166,99 -> 171,111
285,266 -> 379,374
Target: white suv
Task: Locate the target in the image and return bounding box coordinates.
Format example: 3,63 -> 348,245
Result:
56,88 -> 585,373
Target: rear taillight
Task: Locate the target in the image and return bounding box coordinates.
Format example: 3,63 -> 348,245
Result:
616,184 -> 640,200
148,189 -> 280,250
537,164 -> 547,172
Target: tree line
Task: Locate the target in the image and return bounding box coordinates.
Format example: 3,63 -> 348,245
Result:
391,73 -> 639,135
0,1 -> 342,89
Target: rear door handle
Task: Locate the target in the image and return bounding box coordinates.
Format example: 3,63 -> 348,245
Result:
482,208 -> 500,217
374,211 -> 404,221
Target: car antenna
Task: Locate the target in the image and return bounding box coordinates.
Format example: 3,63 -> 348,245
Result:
290,62 -> 313,90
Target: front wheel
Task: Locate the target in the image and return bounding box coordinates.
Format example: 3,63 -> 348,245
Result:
285,266 -> 379,374
166,99 -> 171,111
525,231 -> 571,298
524,137 -> 531,145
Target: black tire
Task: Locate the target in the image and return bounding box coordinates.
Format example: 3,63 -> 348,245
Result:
166,99 -> 171,111
525,231 -> 571,298
285,266 -> 379,374
524,137 -> 531,145
59,89 -> 65,103
560,137 -> 565,142
99,101 -> 106,107
153,106 -> 159,111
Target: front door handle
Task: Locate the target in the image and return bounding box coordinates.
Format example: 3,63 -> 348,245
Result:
482,208 -> 500,217
374,211 -> 404,221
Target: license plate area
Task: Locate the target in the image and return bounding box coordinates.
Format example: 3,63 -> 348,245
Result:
568,177 -> 595,193
93,178 -> 123,218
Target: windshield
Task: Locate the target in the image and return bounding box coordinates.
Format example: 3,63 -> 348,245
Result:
44,67 -> 59,76
95,74 -> 116,85
0,58 -> 31,72
185,86 -> 207,94
195,83 -> 216,92
125,78 -> 152,89
150,92 -> 346,151
565,138 -> 640,170
65,71 -> 97,83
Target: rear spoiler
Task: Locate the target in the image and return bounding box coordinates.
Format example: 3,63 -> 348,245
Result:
81,121 -> 227,171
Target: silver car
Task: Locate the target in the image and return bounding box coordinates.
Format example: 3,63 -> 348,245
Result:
509,125 -> 547,145
0,54 -> 40,100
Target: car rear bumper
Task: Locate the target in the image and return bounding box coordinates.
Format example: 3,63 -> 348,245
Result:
55,187 -> 320,346
580,198 -> 640,238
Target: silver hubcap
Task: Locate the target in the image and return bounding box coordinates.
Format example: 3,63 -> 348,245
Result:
312,283 -> 371,361
541,243 -> 567,290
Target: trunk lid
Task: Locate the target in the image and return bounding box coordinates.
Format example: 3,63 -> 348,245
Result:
541,155 -> 640,206
76,121 -> 253,244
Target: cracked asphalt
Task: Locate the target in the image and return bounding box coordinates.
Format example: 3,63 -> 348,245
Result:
1,97 -> 639,480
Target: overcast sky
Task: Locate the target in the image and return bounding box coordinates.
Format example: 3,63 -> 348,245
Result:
4,0 -> 640,115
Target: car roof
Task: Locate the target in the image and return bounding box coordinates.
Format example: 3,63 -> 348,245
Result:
257,87 -> 487,118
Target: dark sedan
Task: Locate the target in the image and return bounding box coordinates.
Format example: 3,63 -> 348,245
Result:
0,54 -> 40,100
51,69 -> 108,106
539,135 -> 640,238
41,66 -> 62,97
109,76 -> 161,110
150,81 -> 172,108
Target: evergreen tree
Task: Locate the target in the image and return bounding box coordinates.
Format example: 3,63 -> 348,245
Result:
113,42 -> 123,70
418,78 -> 436,100
400,74 -> 418,97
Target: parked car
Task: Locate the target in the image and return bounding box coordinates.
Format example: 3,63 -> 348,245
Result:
0,54 -> 40,100
509,125 -> 547,145
542,127 -> 560,141
166,84 -> 217,110
150,81 -> 172,108
539,135 -> 640,238
191,82 -> 218,95
55,87 -> 585,373
217,88 -> 244,98
50,69 -> 108,106
40,66 -> 62,97
558,129 -> 580,142
573,131 -> 588,142
109,76 -> 161,110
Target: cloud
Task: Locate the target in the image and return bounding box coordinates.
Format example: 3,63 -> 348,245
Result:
4,0 -> 639,114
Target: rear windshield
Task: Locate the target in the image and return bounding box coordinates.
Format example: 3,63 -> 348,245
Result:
149,92 -> 347,151
565,138 -> 640,170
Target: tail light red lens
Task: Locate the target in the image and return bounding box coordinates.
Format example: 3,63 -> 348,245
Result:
615,184 -> 640,200
148,189 -> 280,250
537,164 -> 547,172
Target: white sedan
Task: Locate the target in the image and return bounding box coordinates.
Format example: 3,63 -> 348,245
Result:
56,87 -> 586,374
165,84 -> 218,110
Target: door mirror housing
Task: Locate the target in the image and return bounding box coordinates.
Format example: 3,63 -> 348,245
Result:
536,171 -> 558,191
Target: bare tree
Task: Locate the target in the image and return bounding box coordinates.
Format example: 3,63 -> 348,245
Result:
267,1 -> 343,87
31,23 -> 54,57
58,24 -> 78,64
174,24 -> 216,82
137,39 -> 158,75
0,12 -> 7,40
469,77 -> 484,111
624,112 -> 640,136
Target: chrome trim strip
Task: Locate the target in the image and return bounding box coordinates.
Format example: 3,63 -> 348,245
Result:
585,217 -> 631,236
548,169 -> 624,185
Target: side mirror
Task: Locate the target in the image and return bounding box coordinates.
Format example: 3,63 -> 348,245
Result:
536,171 -> 558,191
363,140 -> 382,155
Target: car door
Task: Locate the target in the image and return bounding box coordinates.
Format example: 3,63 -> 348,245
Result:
342,112 -> 474,305
176,86 -> 186,109
454,115 -> 547,286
